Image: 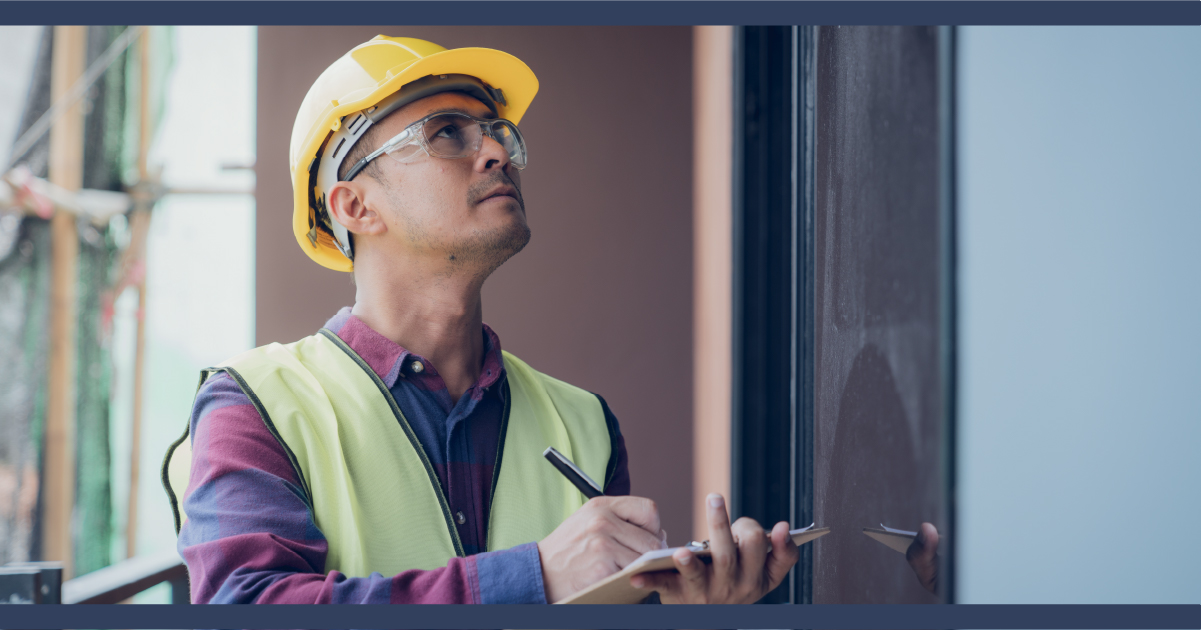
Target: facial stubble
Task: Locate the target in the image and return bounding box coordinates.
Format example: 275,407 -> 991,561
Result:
387,171 -> 531,279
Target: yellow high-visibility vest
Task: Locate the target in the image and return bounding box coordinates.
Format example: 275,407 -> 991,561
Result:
163,328 -> 613,577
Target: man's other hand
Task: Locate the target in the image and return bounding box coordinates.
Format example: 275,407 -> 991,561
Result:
905,522 -> 940,595
629,493 -> 798,604
537,496 -> 665,603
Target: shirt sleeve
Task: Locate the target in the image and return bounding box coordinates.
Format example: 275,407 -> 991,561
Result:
178,372 -> 544,604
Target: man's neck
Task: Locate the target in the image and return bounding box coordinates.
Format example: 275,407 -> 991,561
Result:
351,259 -> 486,405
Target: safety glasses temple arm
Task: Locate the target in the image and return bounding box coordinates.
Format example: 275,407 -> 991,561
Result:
341,128 -> 417,182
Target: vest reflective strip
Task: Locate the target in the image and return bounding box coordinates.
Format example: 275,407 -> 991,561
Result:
163,330 -> 611,578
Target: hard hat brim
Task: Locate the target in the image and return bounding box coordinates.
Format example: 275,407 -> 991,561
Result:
292,46 -> 539,272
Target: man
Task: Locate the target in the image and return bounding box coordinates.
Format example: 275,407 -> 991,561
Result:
162,35 -> 802,605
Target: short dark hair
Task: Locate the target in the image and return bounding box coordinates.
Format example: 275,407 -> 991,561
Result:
337,123 -> 387,182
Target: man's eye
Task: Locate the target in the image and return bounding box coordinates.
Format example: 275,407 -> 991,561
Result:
433,124 -> 460,139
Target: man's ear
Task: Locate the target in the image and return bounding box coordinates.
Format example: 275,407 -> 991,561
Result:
328,181 -> 387,237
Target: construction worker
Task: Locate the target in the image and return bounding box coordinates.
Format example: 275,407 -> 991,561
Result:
161,35 -> 802,605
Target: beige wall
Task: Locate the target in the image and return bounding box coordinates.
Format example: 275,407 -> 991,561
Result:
256,27 -> 695,541
691,26 -> 733,540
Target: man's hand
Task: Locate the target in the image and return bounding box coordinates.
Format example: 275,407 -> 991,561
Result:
537,496 -> 665,603
629,493 -> 798,604
905,522 -> 940,595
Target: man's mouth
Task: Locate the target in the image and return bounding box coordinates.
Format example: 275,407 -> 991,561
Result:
479,184 -> 521,205
482,188 -> 517,200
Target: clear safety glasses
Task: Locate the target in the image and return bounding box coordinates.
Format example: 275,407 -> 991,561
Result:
343,111 -> 528,182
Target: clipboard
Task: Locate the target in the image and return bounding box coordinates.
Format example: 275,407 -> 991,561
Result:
862,524 -> 917,553
557,524 -> 830,604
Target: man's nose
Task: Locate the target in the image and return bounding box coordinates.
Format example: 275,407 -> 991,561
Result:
473,133 -> 511,172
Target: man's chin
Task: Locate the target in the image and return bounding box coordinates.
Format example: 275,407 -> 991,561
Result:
448,222 -> 531,271
492,222 -> 532,260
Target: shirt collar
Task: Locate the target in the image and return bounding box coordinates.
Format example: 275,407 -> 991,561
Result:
322,306 -> 506,390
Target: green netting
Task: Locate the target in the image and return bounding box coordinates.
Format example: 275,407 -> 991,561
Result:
0,25 -> 53,567
74,224 -> 123,575
0,218 -> 51,564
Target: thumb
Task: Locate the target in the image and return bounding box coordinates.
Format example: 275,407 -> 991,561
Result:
764,522 -> 799,588
906,522 -> 940,594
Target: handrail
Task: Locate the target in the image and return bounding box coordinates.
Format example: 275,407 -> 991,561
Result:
61,549 -> 188,604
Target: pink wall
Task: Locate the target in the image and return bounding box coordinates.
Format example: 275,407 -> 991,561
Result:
256,26 -> 695,542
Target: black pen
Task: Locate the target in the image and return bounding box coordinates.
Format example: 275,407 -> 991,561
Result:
543,446 -> 604,499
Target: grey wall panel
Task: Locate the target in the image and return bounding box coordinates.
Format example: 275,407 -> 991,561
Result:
812,25 -> 944,604
957,26 -> 1201,604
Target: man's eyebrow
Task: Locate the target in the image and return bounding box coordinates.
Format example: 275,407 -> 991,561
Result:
423,106 -> 497,119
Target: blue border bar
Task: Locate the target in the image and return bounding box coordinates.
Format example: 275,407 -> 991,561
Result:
1,604 -> 1199,629
0,1 -> 1197,26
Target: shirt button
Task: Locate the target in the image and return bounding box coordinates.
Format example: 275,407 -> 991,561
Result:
455,511 -> 466,525
410,361 -> 424,373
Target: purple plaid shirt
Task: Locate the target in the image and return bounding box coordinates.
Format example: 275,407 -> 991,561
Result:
177,307 -> 630,604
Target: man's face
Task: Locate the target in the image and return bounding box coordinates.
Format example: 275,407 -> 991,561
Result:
355,91 -> 530,273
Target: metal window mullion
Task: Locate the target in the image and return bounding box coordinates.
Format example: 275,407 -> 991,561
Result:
788,23 -> 800,606
791,24 -> 819,607
936,24 -> 959,605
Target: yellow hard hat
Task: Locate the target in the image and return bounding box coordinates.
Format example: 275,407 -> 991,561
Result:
289,36 -> 539,272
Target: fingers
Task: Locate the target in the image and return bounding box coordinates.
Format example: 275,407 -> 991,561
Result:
575,497 -> 664,564
608,545 -> 644,570
906,522 -> 939,565
629,547 -> 708,603
730,516 -> 768,585
764,521 -> 799,589
920,522 -> 940,554
704,493 -> 738,580
730,517 -> 768,554
604,496 -> 662,536
630,569 -> 676,593
538,497 -> 666,603
672,547 -> 708,601
606,514 -> 669,558
906,522 -> 940,595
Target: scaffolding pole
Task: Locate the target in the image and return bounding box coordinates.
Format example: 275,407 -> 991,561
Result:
43,24 -> 88,580
124,25 -> 158,561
